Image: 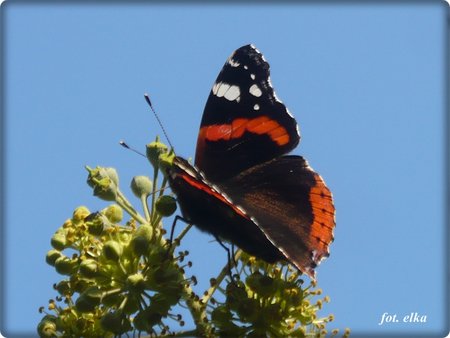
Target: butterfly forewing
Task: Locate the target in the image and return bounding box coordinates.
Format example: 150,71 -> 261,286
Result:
195,44 -> 300,182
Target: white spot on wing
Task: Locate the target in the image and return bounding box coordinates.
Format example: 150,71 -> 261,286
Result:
217,83 -> 230,97
228,58 -> 240,67
250,73 -> 255,80
224,85 -> 241,102
249,84 -> 262,97
212,82 -> 241,102
212,82 -> 219,95
253,104 -> 260,110
244,65 -> 248,70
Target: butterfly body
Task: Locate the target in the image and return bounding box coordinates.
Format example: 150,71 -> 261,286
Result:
166,44 -> 335,279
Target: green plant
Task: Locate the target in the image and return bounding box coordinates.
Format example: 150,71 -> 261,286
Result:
38,136 -> 349,337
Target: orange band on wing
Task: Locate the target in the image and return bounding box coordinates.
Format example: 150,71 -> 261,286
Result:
180,173 -> 248,219
199,116 -> 290,146
308,173 -> 335,261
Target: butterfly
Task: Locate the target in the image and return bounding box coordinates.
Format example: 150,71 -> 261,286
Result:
166,44 -> 335,279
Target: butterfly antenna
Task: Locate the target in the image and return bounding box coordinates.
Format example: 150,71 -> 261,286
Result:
119,140 -> 146,158
144,93 -> 175,151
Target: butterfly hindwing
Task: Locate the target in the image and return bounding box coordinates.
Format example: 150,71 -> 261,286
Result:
218,155 -> 335,278
168,156 -> 286,264
195,44 -> 300,181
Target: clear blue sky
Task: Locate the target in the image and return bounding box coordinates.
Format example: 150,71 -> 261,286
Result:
2,2 -> 448,336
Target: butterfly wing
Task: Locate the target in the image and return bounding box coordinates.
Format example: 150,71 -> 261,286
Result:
219,155 -> 335,279
195,44 -> 300,182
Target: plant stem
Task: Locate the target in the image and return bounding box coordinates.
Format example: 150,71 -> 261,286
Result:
158,176 -> 168,197
115,190 -> 148,225
150,164 -> 159,223
176,223 -> 193,243
141,195 -> 151,222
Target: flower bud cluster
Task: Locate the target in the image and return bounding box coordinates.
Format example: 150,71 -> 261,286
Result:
210,254 -> 340,337
40,199 -> 188,336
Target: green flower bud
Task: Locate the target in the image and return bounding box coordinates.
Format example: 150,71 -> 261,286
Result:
50,232 -> 67,251
126,273 -> 145,292
153,266 -> 181,285
93,180 -> 118,201
46,249 -> 62,266
103,204 -> 123,223
104,167 -> 119,187
160,284 -> 183,305
79,259 -> 99,278
86,166 -> 118,201
133,309 -> 151,332
246,272 -> 277,298
102,292 -> 123,308
100,311 -> 130,334
37,315 -> 58,337
149,293 -> 171,314
100,311 -> 121,333
137,307 -> 162,328
236,298 -> 259,322
72,206 -> 90,222
85,166 -> 119,187
54,280 -> 72,296
155,195 -> 177,217
226,282 -> 248,312
75,286 -> 102,313
61,218 -> 73,229
131,175 -> 153,198
103,240 -> 123,261
158,151 -> 175,175
85,212 -> 106,236
54,256 -> 76,275
72,278 -> 90,293
146,136 -> 168,168
130,225 -> 153,256
211,305 -> 233,324
211,307 -> 245,336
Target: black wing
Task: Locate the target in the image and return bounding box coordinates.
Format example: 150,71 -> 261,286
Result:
195,44 -> 300,182
219,155 -> 335,279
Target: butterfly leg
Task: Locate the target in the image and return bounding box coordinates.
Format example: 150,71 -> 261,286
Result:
166,215 -> 189,255
231,244 -> 238,267
214,236 -> 238,281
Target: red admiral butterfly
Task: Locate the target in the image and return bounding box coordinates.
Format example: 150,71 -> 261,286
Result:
167,44 -> 335,279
